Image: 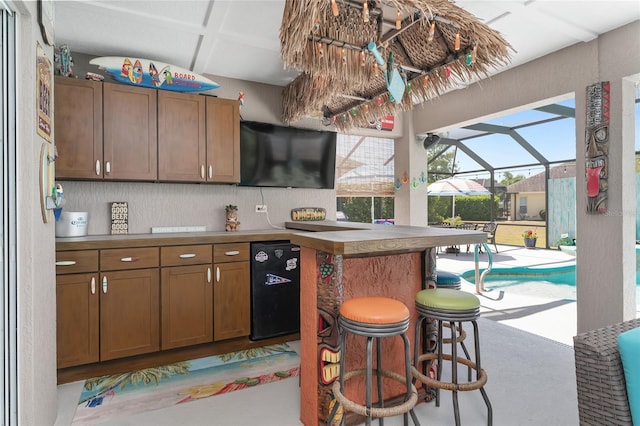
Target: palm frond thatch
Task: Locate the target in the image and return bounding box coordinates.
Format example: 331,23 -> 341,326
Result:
280,0 -> 513,131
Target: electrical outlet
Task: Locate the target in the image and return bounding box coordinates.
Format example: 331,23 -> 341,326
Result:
255,204 -> 268,213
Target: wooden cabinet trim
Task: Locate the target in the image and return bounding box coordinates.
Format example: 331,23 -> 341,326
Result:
160,244 -> 212,267
55,250 -> 99,274
213,242 -> 249,263
100,247 -> 159,271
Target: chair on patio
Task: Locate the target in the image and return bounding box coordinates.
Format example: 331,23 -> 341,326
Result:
455,223 -> 478,254
479,222 -> 498,253
574,318 -> 640,425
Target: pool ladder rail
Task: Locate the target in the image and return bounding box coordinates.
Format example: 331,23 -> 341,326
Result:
473,243 -> 493,293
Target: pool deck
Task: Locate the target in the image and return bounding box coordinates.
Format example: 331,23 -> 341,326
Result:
436,244 -> 580,346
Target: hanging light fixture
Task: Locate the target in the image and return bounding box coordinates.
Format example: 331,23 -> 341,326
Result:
396,10 -> 402,29
362,0 -> 369,23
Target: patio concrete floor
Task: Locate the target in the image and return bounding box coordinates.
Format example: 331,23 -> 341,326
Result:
436,244 -> 579,346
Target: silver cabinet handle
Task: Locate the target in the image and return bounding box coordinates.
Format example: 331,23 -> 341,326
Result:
105,161 -> 111,175
225,250 -> 240,256
179,254 -> 196,259
120,257 -> 139,262
200,165 -> 205,179
208,165 -> 213,179
55,260 -> 76,266
95,160 -> 101,176
102,276 -> 108,294
207,267 -> 212,283
216,266 -> 220,283
91,276 -> 96,295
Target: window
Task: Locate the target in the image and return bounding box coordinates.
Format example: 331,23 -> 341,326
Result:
335,134 -> 395,223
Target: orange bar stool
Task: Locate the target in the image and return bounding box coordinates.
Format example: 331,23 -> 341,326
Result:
412,288 -> 492,426
327,297 -> 420,426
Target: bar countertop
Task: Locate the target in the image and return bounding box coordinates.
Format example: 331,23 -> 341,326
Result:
55,221 -> 486,256
286,221 -> 486,256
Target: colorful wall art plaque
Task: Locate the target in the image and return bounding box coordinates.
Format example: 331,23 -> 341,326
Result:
36,42 -> 53,143
90,57 -> 220,92
110,202 -> 129,235
585,81 -> 610,214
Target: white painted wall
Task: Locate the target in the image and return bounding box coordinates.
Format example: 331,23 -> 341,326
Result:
12,2 -> 59,425
59,181 -> 335,234
413,20 -> 640,332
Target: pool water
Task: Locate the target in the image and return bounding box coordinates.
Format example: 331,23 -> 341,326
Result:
461,264 -> 640,307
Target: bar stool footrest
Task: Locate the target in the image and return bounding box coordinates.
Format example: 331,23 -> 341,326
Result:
332,369 -> 418,418
442,322 -> 467,345
412,353 -> 487,392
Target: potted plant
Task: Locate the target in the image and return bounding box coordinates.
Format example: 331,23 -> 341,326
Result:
522,229 -> 538,248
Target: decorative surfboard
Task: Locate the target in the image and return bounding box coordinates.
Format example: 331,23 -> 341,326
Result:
89,56 -> 220,92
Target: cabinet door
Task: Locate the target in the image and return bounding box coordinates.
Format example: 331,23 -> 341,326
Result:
103,82 -> 157,181
161,264 -> 213,349
158,91 -> 206,182
213,261 -> 250,341
56,273 -> 99,368
100,268 -> 160,360
54,77 -> 103,179
205,97 -> 240,183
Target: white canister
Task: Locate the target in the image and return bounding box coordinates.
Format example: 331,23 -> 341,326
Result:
55,211 -> 89,237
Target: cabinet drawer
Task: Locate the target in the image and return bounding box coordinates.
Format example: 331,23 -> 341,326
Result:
161,245 -> 212,267
56,250 -> 99,274
100,247 -> 159,271
213,243 -> 249,263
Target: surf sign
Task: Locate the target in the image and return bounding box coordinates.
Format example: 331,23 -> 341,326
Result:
89,56 -> 220,92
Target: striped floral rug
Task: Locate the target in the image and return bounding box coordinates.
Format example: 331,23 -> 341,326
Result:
71,343 -> 299,425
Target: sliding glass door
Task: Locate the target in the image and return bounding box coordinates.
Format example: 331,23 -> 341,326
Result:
1,4 -> 17,426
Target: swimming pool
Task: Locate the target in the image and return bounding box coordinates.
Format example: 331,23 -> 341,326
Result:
461,264 -> 640,306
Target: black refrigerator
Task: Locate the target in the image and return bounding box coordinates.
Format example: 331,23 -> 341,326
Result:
250,241 -> 300,340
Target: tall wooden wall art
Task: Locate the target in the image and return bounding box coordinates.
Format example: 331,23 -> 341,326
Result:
585,81 -> 610,214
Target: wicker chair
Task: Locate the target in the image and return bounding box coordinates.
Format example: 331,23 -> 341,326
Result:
573,318 -> 640,425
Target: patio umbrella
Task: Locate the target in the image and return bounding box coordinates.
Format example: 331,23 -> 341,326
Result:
427,177 -> 491,217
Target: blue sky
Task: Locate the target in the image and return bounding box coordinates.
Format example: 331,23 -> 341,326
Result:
450,98 -> 640,181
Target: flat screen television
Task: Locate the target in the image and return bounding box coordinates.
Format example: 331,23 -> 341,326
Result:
239,121 -> 337,189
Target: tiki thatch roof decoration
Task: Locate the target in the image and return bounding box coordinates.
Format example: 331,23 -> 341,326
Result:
280,0 -> 513,131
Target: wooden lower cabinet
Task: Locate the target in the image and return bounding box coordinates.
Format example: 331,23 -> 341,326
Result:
56,242 -> 269,381
56,273 -> 100,368
213,260 -> 250,341
100,268 -> 160,361
161,264 -> 213,349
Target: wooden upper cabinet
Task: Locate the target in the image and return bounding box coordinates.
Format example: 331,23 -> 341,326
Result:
206,97 -> 240,183
54,77 -> 103,179
103,82 -> 157,181
158,91 -> 206,182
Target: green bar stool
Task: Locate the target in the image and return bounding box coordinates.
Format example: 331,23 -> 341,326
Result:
327,297 -> 420,426
435,271 -> 472,379
412,288 -> 492,426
